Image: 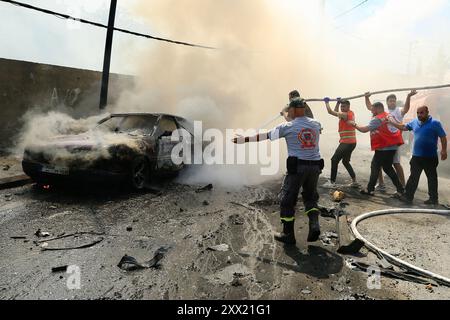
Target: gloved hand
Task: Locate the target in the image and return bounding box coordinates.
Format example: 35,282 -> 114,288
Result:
324,97 -> 331,103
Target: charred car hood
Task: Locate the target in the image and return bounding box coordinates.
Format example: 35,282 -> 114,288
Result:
24,131 -> 156,166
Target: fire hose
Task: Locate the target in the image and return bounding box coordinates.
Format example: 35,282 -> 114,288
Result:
350,208 -> 450,287
258,83 -> 450,129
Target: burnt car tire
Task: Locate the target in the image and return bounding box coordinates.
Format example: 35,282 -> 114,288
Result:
129,156 -> 150,190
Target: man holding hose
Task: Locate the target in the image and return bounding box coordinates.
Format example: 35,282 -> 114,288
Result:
365,91 -> 417,191
348,100 -> 405,197
322,98 -> 360,188
388,105 -> 447,205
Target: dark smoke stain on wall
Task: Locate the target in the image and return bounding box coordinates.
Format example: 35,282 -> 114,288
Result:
0,58 -> 135,154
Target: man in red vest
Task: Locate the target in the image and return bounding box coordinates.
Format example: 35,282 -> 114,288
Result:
323,98 -> 360,188
348,100 -> 405,196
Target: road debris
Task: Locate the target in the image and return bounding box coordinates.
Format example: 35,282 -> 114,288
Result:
35,229 -> 51,238
41,237 -> 104,251
52,266 -> 68,273
229,214 -> 245,226
332,191 -> 346,202
202,200 -> 210,206
196,184 -> 213,193
10,236 -> 27,240
347,260 -> 439,286
207,244 -> 230,252
3,165 -> 11,171
117,246 -> 170,271
301,289 -> 312,295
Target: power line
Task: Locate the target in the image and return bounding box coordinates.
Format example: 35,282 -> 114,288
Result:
0,0 -> 217,50
334,0 -> 370,20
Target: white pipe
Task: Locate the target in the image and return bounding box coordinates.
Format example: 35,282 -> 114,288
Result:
350,208 -> 450,286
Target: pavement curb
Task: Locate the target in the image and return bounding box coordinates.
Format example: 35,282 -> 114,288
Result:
0,174 -> 33,190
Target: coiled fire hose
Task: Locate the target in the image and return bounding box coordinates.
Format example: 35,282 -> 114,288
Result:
350,208 -> 450,287
258,83 -> 450,129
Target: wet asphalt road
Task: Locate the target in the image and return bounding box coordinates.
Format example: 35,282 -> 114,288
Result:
0,175 -> 413,301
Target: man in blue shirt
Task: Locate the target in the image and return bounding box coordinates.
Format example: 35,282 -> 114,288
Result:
232,98 -> 324,245
388,106 -> 448,205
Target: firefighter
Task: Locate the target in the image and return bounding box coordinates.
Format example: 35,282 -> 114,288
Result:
322,98 -> 360,188
232,98 -> 324,245
348,100 -> 405,196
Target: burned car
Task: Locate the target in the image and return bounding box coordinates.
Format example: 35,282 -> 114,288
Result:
22,113 -> 194,189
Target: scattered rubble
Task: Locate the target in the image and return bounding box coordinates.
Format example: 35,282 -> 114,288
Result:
301,289 -> 312,295
34,229 -> 51,238
207,244 -> 230,252
52,266 -> 68,273
117,246 -> 170,271
332,191 -> 346,202
196,184 -> 213,193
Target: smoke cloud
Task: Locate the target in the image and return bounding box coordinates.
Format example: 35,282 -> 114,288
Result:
12,0 -> 450,186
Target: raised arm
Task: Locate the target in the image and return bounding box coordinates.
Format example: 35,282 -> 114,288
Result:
325,98 -> 348,120
402,90 -> 418,116
365,92 -> 373,112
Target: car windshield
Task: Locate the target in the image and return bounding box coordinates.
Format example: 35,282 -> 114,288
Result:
98,115 -> 159,135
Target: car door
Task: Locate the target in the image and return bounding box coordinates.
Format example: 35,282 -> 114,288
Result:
155,116 -> 183,171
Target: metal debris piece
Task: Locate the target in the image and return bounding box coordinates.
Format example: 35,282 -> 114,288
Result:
41,238 -> 104,251
35,229 -> 51,238
117,246 -> 170,271
196,184 -> 213,193
348,260 -> 438,286
301,289 -> 312,295
207,244 -> 230,252
52,266 -> 68,273
11,236 -> 27,240
324,232 -> 339,239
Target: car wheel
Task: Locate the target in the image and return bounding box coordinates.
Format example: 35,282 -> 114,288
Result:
130,156 -> 149,190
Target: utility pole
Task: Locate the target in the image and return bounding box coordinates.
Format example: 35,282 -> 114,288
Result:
100,0 -> 118,110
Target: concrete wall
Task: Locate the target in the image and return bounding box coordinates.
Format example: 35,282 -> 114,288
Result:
0,58 -> 134,153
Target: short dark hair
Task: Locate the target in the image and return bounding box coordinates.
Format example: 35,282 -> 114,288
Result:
341,100 -> 351,107
289,90 -> 301,99
386,94 -> 397,102
373,102 -> 385,111
289,98 -> 306,109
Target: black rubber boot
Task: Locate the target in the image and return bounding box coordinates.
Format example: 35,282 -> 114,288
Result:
274,221 -> 296,245
307,210 -> 321,242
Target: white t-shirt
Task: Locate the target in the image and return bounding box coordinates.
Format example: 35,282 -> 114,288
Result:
387,107 -> 404,134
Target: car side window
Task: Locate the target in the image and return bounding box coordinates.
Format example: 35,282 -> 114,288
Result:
157,116 -> 178,138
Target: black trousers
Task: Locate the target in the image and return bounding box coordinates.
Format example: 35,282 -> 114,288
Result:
405,156 -> 439,201
279,164 -> 321,222
368,150 -> 404,193
331,143 -> 357,183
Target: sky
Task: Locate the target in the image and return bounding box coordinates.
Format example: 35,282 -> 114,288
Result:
0,0 -> 449,78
